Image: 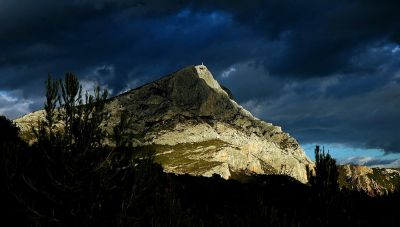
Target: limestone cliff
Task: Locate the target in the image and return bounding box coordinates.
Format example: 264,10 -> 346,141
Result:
338,164 -> 400,196
15,65 -> 313,183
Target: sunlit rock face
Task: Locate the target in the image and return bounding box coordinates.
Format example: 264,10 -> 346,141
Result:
15,65 -> 313,183
338,165 -> 400,196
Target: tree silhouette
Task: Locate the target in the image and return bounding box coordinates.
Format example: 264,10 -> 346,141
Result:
6,73 -> 172,226
307,145 -> 339,193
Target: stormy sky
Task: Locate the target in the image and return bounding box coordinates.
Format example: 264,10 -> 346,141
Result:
1,0 -> 400,165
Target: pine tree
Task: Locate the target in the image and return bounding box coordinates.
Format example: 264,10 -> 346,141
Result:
306,145 -> 339,193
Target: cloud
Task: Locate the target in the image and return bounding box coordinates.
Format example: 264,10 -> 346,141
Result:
81,64 -> 116,95
242,73 -> 400,153
221,67 -> 237,78
1,0 -> 400,156
2,0 -> 400,79
222,44 -> 400,153
0,4 -> 265,106
194,0 -> 400,77
0,90 -> 36,119
340,156 -> 400,168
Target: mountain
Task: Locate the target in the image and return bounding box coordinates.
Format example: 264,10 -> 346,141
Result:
338,164 -> 400,196
15,65 -> 312,183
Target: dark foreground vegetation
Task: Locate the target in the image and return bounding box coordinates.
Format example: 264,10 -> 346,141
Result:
1,74 -> 399,226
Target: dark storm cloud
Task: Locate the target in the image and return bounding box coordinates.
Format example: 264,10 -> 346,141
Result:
0,0 -> 260,93
2,0 -> 400,77
193,0 -> 400,77
0,0 -> 400,156
235,46 -> 400,153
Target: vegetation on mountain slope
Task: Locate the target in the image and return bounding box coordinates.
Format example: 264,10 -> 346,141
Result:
1,73 -> 400,226
15,65 -> 312,183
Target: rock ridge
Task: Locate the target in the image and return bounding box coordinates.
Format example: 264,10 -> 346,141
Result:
16,65 -> 313,183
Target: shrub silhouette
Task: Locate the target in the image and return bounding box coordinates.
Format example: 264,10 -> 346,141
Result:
2,75 -> 400,227
1,73 -> 183,226
307,145 -> 339,194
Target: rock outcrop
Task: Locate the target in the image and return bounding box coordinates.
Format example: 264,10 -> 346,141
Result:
338,164 -> 400,196
15,65 -> 313,183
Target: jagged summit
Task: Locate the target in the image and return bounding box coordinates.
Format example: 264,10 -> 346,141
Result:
15,65 -> 313,183
192,65 -> 227,93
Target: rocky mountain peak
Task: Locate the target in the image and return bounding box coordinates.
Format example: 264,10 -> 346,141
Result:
192,65 -> 227,93
16,65 -> 313,183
